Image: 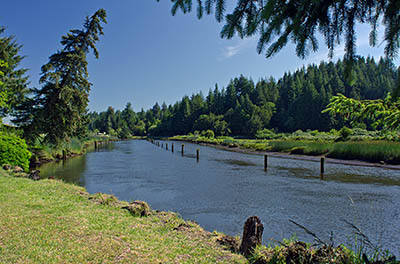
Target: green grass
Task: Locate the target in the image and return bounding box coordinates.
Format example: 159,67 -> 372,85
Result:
1,170 -> 397,263
267,140 -> 333,156
0,170 -> 247,263
328,141 -> 400,164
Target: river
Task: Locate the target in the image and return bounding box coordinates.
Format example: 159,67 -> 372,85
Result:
39,140 -> 400,254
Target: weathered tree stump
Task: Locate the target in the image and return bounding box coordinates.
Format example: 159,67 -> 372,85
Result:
239,216 -> 264,256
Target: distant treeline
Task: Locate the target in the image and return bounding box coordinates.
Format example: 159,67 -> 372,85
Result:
88,57 -> 398,138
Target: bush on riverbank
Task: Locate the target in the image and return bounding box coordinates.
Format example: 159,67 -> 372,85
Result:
29,133 -> 119,165
0,132 -> 31,171
29,137 -> 86,164
250,239 -> 398,264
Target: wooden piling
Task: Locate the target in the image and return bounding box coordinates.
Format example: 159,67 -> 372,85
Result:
161,143 -> 163,148
320,156 -> 325,179
62,149 -> 67,160
166,143 -> 168,151
196,149 -> 199,162
94,141 -> 98,149
172,143 -> 174,152
264,155 -> 268,171
181,144 -> 184,156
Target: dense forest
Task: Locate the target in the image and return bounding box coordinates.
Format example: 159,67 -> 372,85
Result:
88,57 -> 399,138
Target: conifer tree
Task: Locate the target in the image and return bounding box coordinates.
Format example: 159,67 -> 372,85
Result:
15,9 -> 107,144
168,0 -> 400,66
0,26 -> 29,123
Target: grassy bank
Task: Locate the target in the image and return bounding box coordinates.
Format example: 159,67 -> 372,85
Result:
29,134 -> 119,166
1,170 -> 397,263
0,169 -> 246,263
168,135 -> 400,164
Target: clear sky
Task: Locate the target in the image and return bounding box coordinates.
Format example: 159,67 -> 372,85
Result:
1,0 -> 397,112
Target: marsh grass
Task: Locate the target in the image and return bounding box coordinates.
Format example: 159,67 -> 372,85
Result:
328,141 -> 400,164
0,170 -> 246,263
267,140 -> 332,156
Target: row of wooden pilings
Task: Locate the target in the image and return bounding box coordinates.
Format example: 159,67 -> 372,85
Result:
147,139 -> 327,179
261,154 -> 326,179
59,140 -> 111,161
148,139 -> 200,162
93,140 -> 113,151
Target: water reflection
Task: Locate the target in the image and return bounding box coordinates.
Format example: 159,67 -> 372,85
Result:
39,155 -> 87,185
216,159 -> 257,167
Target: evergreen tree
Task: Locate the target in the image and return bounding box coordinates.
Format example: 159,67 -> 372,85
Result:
121,102 -> 137,133
0,26 -> 29,123
88,56 -> 397,137
169,0 -> 400,71
15,9 -> 107,144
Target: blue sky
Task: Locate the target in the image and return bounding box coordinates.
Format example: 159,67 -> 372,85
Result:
1,1 -> 397,112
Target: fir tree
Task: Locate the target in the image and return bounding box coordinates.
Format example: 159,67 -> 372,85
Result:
15,9 -> 107,144
0,26 -> 29,123
168,0 -> 400,66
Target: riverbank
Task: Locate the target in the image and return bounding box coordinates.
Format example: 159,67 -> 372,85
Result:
29,135 -> 120,167
168,135 -> 400,169
0,168 -> 246,263
1,167 -> 398,263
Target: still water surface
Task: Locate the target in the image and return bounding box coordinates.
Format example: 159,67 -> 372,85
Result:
40,140 -> 400,254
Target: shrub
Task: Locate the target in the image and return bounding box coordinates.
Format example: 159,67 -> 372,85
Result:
339,126 -> 353,140
0,132 -> 31,172
255,129 -> 278,139
201,130 -> 215,138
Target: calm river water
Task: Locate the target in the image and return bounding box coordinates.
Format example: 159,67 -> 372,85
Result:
39,140 -> 400,254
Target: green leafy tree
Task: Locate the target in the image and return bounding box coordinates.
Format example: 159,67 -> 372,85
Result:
15,9 -> 107,144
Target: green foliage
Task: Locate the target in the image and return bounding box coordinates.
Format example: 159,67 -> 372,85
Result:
0,27 -> 29,122
255,129 -> 279,139
249,239 -> 398,264
13,10 -> 107,145
324,93 -> 400,130
201,129 -> 215,138
339,126 -> 353,141
267,140 -> 332,156
0,132 -> 31,171
89,57 -> 397,139
0,59 -> 8,110
168,0 -> 400,79
28,136 -> 92,164
328,141 -> 400,164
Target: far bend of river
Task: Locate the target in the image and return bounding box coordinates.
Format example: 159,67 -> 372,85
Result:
39,140 -> 400,254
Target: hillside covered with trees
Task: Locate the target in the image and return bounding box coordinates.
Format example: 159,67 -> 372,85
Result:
88,57 -> 399,138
